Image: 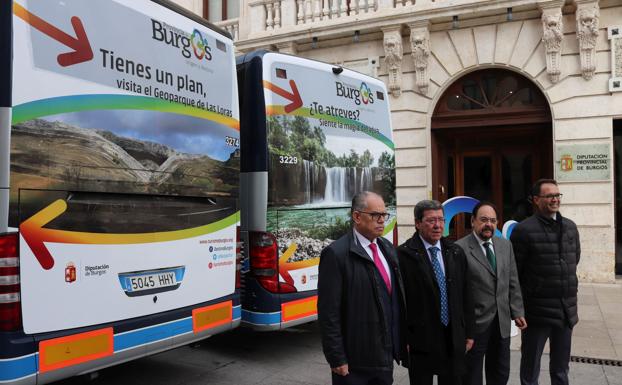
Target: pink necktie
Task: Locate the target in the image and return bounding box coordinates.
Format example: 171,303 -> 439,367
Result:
369,242 -> 391,294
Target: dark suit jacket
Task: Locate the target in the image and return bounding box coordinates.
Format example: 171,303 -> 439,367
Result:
318,230 -> 407,372
397,232 -> 475,375
456,234 -> 524,338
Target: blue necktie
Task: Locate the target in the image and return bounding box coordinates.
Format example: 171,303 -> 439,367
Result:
429,246 -> 449,326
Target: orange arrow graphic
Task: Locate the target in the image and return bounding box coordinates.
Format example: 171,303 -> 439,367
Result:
263,80 -> 303,113
278,243 -> 319,286
13,3 -> 94,67
20,200 -> 238,271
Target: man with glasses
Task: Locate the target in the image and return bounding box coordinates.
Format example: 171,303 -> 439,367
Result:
456,202 -> 526,385
510,179 -> 581,385
318,191 -> 406,385
397,200 -> 475,385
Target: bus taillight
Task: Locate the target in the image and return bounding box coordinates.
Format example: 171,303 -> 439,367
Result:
249,231 -> 296,294
0,233 -> 21,331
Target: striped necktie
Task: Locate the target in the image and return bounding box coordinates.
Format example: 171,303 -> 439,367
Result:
429,246 -> 449,326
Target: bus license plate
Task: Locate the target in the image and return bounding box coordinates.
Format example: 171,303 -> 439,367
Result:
128,272 -> 177,292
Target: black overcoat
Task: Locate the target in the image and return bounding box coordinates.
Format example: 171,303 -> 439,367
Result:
318,230 -> 407,372
397,232 -> 475,375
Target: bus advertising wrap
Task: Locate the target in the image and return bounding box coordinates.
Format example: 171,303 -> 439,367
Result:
12,0 -> 240,333
261,54 -> 396,293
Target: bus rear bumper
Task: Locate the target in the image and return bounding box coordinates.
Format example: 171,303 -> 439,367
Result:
0,299 -> 241,385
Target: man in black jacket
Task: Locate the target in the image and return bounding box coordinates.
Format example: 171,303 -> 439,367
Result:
397,199 -> 475,385
510,179 -> 581,385
318,191 -> 406,385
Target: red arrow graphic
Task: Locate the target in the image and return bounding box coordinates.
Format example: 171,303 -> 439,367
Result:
14,3 -> 94,67
263,80 -> 303,113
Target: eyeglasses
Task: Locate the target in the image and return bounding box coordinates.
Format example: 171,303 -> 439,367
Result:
538,193 -> 563,199
357,211 -> 391,222
476,216 -> 498,224
423,217 -> 445,225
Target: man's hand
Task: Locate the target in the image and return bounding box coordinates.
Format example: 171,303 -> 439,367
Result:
331,364 -> 349,376
465,339 -> 474,352
514,317 -> 528,330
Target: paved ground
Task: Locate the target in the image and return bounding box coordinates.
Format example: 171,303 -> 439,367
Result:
54,281 -> 622,385
510,281 -> 622,361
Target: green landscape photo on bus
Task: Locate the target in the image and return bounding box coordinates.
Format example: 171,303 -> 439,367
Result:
0,1 -> 240,384
237,51 -> 396,330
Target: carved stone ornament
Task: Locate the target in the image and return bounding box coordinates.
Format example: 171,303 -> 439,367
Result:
609,26 -> 622,92
410,27 -> 430,94
383,29 -> 403,97
576,4 -> 600,80
541,12 -> 563,83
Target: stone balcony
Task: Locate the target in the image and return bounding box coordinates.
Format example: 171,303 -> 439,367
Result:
216,0 -> 564,52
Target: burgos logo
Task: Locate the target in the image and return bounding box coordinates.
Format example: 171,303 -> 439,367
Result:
336,81 -> 374,105
359,82 -> 373,104
151,20 -> 212,61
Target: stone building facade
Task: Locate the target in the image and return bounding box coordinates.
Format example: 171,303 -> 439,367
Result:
177,0 -> 622,282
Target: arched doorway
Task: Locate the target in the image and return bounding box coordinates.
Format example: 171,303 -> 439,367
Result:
431,69 -> 553,239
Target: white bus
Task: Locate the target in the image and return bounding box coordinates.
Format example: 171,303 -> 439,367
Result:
0,1 -> 240,383
237,51 -> 397,330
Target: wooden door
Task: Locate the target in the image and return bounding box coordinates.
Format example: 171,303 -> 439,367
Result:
431,69 -> 553,239
434,126 -> 549,239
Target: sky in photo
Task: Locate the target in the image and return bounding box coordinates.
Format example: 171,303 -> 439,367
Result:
44,110 -> 238,161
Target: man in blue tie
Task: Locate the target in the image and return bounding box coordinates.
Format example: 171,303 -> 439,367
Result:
397,200 -> 475,385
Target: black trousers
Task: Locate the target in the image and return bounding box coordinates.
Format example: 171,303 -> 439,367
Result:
520,324 -> 573,385
463,316 -> 510,385
331,370 -> 393,385
408,324 -> 462,385
408,370 -> 461,385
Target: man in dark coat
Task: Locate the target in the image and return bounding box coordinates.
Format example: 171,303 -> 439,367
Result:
397,199 -> 475,385
318,191 -> 406,385
510,179 -> 580,385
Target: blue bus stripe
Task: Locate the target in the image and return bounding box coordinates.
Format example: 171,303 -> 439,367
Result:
114,318 -> 192,352
232,305 -> 241,320
241,310 -> 281,325
0,354 -> 37,382
1,304 -> 242,381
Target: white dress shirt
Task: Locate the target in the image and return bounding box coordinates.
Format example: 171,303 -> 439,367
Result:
473,232 -> 495,257
353,228 -> 392,286
419,235 -> 445,275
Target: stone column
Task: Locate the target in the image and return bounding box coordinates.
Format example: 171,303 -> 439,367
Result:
408,20 -> 431,94
538,0 -> 564,83
276,41 -> 298,54
574,0 -> 600,80
237,0 -> 251,40
377,0 -> 394,10
609,26 -> 622,92
248,0 -> 267,35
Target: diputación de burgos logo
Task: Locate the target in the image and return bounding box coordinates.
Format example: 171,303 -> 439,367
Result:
335,81 -> 375,105
151,19 -> 212,61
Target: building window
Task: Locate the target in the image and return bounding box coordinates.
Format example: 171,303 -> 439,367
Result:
204,0 -> 239,22
436,69 -> 547,113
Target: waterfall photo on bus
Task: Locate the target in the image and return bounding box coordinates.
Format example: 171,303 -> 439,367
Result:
266,114 -> 396,267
